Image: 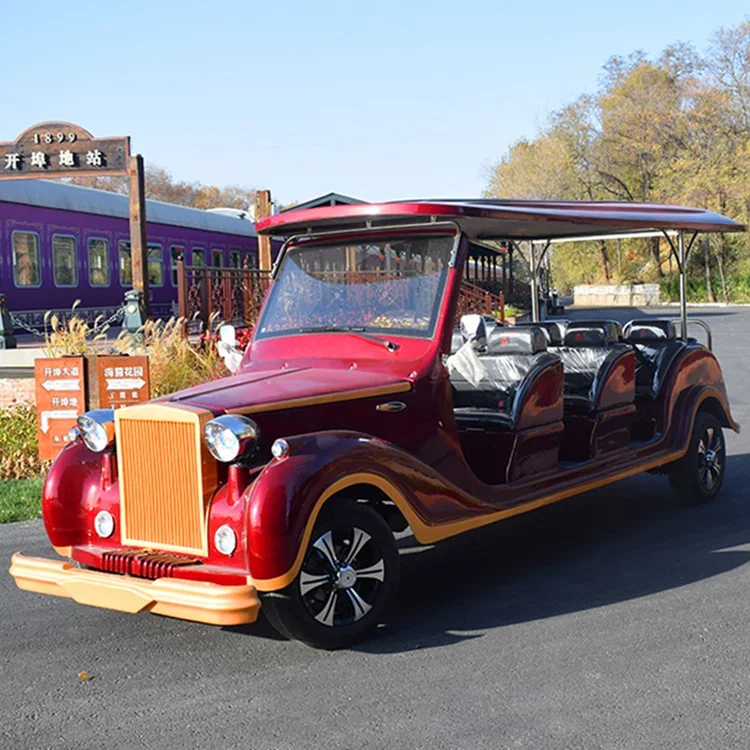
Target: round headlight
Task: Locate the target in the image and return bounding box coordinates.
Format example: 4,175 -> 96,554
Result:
77,410 -> 115,453
214,524 -> 237,556
203,415 -> 259,463
94,510 -> 115,538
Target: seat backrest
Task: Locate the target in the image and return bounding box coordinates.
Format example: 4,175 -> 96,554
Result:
563,320 -> 622,347
460,314 -> 487,350
624,319 -> 676,342
558,321 -> 629,410
514,320 -> 568,347
625,319 -> 684,398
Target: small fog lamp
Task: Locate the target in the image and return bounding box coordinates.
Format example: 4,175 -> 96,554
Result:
94,510 -> 115,539
214,524 -> 237,556
77,410 -> 115,453
203,415 -> 259,463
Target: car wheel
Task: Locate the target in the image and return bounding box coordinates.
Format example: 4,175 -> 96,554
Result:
262,502 -> 400,649
668,411 -> 725,505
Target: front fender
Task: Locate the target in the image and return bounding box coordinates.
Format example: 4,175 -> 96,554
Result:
244,431 -> 491,591
41,440 -> 103,550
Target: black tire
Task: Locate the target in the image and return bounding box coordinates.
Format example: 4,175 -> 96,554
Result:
262,502 -> 400,649
668,411 -> 726,505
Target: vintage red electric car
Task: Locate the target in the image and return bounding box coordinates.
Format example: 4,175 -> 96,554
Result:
10,200 -> 744,648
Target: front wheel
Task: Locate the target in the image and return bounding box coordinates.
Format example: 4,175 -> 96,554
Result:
668,411 -> 726,505
262,502 -> 400,649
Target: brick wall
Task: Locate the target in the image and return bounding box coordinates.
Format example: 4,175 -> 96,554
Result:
0,379 -> 35,408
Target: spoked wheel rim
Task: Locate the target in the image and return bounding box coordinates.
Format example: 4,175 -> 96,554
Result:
697,425 -> 724,492
299,526 -> 386,628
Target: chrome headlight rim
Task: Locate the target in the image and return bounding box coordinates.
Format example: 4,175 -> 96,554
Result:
77,410 -> 115,453
203,415 -> 259,463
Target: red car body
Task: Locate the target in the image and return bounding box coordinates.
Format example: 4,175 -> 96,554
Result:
10,199 -> 744,645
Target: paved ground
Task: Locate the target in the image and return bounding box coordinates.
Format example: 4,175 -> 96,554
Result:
3,307 -> 750,749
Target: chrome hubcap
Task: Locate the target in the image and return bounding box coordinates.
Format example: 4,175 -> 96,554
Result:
697,426 -> 723,491
299,526 -> 386,628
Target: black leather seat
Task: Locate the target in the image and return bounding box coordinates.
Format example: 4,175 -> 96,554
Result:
450,327 -> 557,429
557,320 -> 630,412
625,319 -> 686,399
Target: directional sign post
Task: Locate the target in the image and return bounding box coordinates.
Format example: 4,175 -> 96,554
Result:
35,357 -> 86,460
96,356 -> 150,410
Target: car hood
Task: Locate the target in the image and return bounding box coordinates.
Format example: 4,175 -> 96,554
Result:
166,365 -> 412,415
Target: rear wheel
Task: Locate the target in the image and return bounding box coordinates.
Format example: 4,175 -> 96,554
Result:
262,502 -> 399,649
668,411 -> 725,505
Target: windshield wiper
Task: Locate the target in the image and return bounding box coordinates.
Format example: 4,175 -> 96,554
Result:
298,326 -> 400,352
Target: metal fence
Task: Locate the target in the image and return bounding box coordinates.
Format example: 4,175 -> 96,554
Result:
176,257 -> 271,334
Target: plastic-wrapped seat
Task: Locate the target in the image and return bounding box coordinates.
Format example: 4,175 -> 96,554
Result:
557,320 -> 628,413
450,327 -> 561,430
556,320 -> 636,460
448,326 -> 564,483
624,319 -> 686,400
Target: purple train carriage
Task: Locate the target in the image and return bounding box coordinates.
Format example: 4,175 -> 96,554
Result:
0,180 -> 267,328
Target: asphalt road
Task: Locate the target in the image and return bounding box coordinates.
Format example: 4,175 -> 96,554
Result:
3,306 -> 750,749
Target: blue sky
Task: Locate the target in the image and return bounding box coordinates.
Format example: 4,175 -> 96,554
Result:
1,1 -> 747,205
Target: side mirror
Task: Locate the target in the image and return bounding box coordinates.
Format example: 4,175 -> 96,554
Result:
218,324 -> 237,348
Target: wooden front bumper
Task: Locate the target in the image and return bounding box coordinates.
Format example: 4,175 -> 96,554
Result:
9,553 -> 260,626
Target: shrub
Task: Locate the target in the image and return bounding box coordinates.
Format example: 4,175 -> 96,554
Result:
0,404 -> 48,480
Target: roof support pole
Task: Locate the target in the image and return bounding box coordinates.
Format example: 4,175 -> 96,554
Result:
529,241 -> 540,322
663,230 -> 698,342
678,231 -> 688,344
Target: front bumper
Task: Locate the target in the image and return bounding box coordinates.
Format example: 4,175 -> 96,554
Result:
9,553 -> 260,626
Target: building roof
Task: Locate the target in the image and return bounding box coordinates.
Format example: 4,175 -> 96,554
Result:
0,179 -> 257,238
280,192 -> 365,212
257,198 -> 745,240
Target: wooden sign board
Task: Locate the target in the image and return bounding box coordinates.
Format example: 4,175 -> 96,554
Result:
0,121 -> 130,180
96,356 -> 150,409
35,357 -> 86,461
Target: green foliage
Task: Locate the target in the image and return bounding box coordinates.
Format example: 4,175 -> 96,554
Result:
0,404 -> 47,480
660,272 -> 750,303
0,479 -> 43,523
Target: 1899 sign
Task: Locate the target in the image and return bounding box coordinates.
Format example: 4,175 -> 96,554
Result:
33,132 -> 78,145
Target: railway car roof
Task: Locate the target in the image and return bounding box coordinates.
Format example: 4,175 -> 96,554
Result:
0,179 -> 257,238
256,198 -> 745,241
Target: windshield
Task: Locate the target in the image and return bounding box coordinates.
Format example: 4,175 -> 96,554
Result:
255,234 -> 455,340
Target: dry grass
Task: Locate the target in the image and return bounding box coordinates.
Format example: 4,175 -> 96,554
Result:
43,302 -> 111,357
118,317 -> 229,397
42,305 -> 229,397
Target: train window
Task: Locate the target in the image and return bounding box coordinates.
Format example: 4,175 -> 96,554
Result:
52,235 -> 78,288
170,246 -> 185,286
229,251 -> 241,269
148,244 -> 164,287
247,253 -> 258,270
88,239 -> 110,287
212,249 -> 223,267
12,232 -> 41,288
119,241 -> 132,286
192,248 -> 206,267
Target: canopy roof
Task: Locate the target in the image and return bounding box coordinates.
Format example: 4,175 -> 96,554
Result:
256,198 -> 745,241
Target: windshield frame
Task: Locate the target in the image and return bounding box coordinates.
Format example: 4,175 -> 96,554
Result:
254,227 -> 460,343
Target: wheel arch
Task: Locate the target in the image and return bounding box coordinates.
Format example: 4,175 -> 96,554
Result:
247,466 -> 425,593
698,394 -> 737,432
